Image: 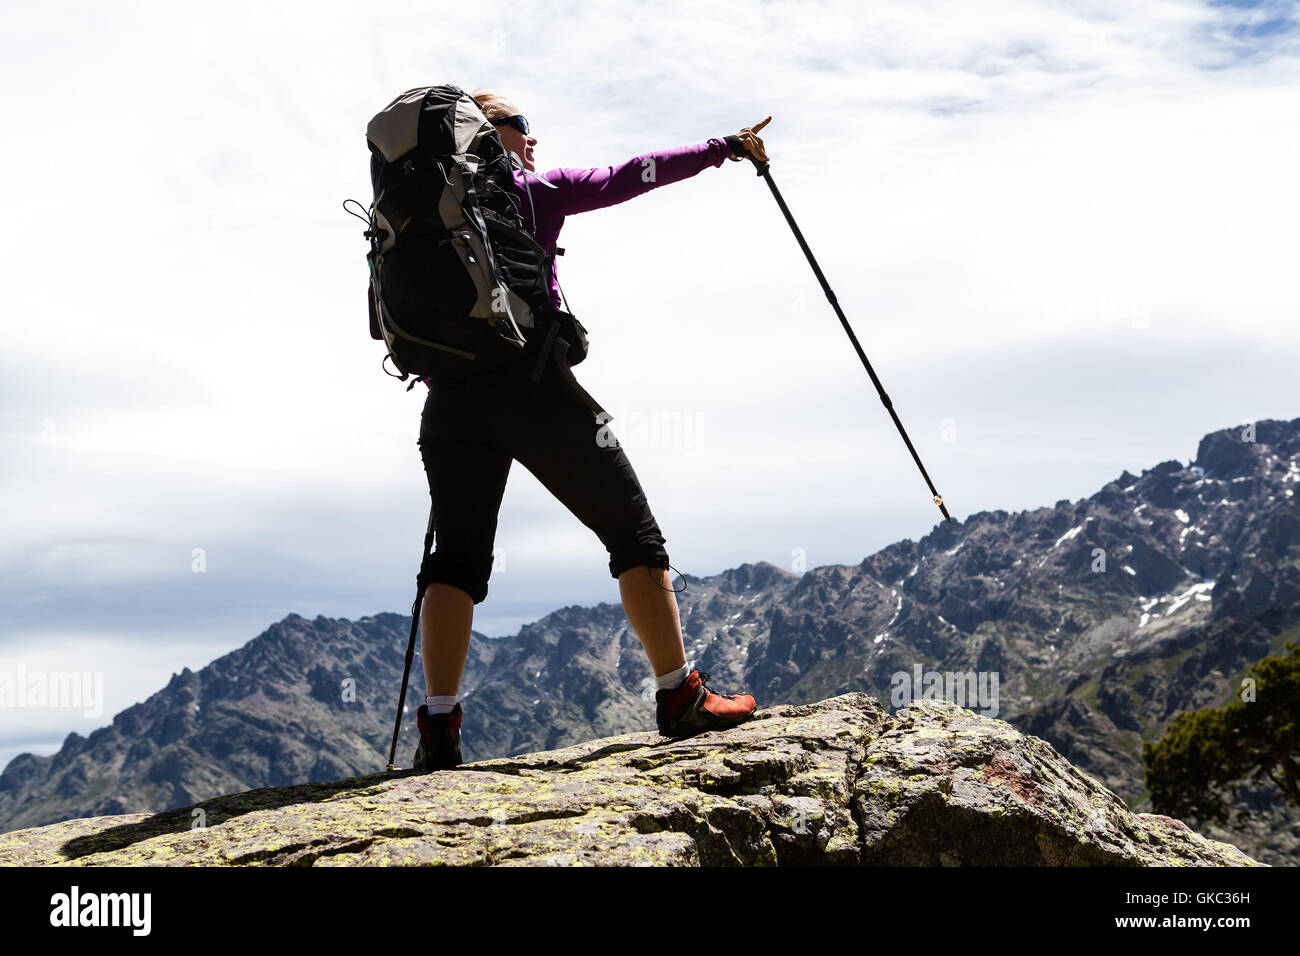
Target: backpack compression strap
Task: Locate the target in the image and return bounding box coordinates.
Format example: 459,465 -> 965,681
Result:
527,313 -> 608,420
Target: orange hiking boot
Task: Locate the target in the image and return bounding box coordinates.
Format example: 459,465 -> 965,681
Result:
656,669 -> 756,738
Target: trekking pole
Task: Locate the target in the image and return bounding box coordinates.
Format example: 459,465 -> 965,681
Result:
386,502 -> 436,770
744,155 -> 952,523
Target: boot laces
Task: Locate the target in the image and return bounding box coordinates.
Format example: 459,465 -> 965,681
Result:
696,670 -> 735,700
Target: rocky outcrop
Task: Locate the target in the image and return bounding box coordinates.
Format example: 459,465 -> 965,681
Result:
0,695 -> 1259,867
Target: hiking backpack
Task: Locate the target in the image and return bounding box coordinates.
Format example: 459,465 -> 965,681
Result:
354,84 -> 575,383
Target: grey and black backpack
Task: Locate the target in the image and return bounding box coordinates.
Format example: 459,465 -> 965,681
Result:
349,84 -> 583,384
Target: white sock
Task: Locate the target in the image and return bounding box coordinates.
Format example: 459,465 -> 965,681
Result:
424,694 -> 459,715
655,662 -> 690,691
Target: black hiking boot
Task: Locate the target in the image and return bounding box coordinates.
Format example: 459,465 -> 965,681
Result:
413,702 -> 463,771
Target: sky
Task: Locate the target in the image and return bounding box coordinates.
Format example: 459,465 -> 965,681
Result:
2,0 -> 1299,767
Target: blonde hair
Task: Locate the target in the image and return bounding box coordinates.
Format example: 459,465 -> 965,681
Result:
470,89 -> 512,122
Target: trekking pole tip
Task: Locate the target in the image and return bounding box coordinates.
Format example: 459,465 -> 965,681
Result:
934,495 -> 953,523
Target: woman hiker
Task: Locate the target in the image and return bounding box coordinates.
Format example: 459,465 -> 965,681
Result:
413,91 -> 771,770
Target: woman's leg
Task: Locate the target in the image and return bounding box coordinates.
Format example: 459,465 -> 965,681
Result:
509,371 -> 685,678
618,565 -> 688,677
421,582 -> 473,696
418,382 -> 514,698
413,434 -> 510,696
415,442 -> 509,696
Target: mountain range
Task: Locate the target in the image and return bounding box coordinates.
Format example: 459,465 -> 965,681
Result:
3,417 -> 1298,864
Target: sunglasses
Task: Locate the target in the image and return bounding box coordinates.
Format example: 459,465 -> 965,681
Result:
490,114 -> 530,136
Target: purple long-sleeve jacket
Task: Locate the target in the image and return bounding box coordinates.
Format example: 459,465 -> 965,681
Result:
510,137 -> 733,310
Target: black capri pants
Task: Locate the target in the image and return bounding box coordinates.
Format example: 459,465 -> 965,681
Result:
416,347 -> 671,605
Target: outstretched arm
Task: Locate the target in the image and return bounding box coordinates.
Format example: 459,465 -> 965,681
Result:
546,138 -> 733,217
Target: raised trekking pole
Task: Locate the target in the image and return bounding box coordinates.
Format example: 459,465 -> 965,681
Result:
745,154 -> 953,523
386,502 -> 436,770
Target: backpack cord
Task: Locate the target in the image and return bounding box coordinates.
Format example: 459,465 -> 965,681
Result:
346,198 -> 421,385
342,198 -> 371,228
554,266 -> 576,316
648,563 -> 688,594
510,151 -> 539,235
